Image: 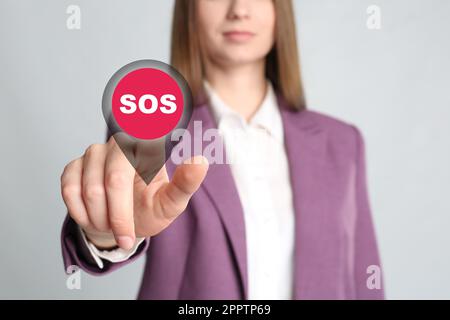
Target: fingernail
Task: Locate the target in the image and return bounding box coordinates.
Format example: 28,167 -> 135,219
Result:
117,236 -> 134,251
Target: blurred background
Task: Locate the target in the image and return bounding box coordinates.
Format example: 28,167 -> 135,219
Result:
0,0 -> 449,299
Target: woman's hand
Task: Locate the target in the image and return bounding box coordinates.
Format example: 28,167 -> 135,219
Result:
60,137 -> 209,250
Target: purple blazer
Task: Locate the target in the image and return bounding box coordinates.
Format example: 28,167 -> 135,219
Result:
61,95 -> 384,299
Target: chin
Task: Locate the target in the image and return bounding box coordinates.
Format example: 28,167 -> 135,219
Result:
216,51 -> 265,66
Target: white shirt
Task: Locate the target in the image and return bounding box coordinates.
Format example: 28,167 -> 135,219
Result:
82,80 -> 296,300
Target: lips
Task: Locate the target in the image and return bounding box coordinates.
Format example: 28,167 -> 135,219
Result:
223,30 -> 255,42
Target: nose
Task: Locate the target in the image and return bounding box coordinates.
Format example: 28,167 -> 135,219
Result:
227,0 -> 250,20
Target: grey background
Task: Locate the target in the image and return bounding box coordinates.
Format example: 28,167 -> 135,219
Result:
0,0 -> 449,299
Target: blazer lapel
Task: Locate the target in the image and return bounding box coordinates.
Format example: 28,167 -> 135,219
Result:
278,98 -> 330,299
190,97 -> 330,300
190,102 -> 249,299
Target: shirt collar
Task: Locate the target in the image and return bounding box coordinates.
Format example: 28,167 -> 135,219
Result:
203,80 -> 284,144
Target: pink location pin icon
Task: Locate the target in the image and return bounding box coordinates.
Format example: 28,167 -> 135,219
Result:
102,60 -> 193,184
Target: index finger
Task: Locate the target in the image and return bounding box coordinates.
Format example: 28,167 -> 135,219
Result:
104,137 -> 136,250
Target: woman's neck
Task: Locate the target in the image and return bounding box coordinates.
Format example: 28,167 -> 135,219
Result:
204,60 -> 268,121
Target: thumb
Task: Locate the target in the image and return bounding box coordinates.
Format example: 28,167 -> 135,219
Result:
159,155 -> 209,219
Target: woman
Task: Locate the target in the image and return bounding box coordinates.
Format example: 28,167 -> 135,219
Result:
60,0 -> 384,299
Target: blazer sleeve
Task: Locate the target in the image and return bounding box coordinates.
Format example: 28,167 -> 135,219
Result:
352,126 -> 385,299
60,214 -> 150,276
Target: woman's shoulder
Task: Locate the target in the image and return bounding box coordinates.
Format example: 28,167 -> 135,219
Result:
297,109 -> 362,139
294,109 -> 365,157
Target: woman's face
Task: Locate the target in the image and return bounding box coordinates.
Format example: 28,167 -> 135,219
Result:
196,0 -> 276,67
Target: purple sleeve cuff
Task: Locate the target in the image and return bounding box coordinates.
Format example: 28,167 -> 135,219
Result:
60,214 -> 150,276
